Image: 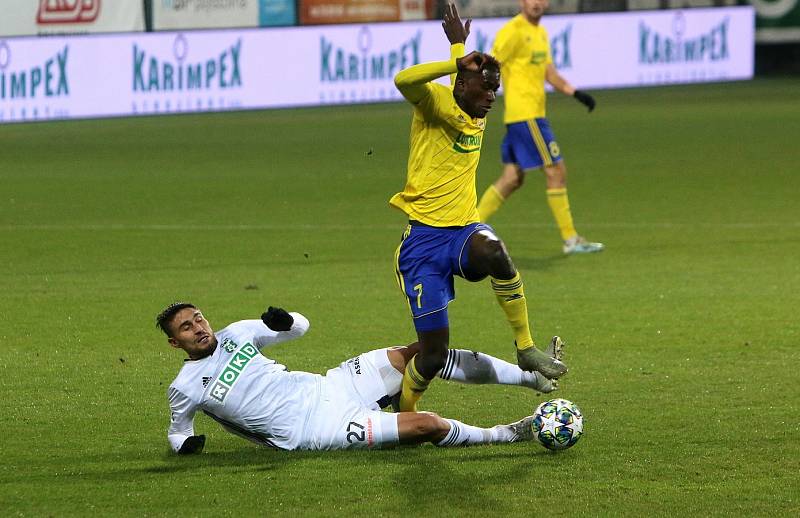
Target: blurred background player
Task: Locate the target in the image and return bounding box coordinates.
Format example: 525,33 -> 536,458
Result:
476,0 -> 604,255
158,302 -> 560,453
389,3 -> 567,413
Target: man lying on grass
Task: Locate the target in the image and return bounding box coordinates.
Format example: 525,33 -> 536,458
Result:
158,302 -> 562,452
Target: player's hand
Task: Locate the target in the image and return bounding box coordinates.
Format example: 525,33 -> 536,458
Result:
573,90 -> 596,112
457,51 -> 485,73
261,306 -> 294,332
178,435 -> 206,454
442,2 -> 471,44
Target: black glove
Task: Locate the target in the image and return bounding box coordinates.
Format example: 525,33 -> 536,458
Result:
178,434 -> 206,454
261,306 -> 294,332
573,90 -> 595,112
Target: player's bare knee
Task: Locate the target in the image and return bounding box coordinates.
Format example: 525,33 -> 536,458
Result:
501,164 -> 523,189
468,231 -> 514,279
483,239 -> 514,277
544,164 -> 566,188
500,172 -> 522,193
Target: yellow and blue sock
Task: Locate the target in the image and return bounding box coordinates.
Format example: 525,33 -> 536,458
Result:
399,355 -> 430,412
491,272 -> 535,351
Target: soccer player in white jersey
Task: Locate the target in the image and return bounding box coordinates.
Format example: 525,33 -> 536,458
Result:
159,302 -> 564,453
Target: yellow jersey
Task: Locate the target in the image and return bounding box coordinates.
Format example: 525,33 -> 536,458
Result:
389,51 -> 485,227
492,14 -> 552,123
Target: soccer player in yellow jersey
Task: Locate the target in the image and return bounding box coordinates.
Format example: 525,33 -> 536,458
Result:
390,3 -> 567,412
476,0 -> 604,255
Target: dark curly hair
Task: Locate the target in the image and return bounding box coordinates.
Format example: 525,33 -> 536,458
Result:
155,302 -> 196,337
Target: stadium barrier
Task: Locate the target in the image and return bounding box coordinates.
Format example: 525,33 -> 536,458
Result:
0,6 -> 754,124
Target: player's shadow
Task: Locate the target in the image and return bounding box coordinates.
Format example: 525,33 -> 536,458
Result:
36,442 -> 565,491
376,445 -> 560,510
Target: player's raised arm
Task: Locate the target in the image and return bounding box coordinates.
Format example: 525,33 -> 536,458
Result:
442,1 -> 470,44
395,2 -> 476,103
442,1 -> 469,85
394,59 -> 457,105
395,51 -> 487,105
255,307 -> 310,349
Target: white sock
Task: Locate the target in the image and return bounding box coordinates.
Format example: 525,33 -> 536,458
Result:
435,419 -> 497,447
435,419 -> 519,446
439,349 -> 542,390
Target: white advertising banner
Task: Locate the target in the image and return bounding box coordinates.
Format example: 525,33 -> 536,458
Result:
0,0 -> 145,37
152,0 -> 260,30
469,7 -> 755,88
0,6 -> 754,124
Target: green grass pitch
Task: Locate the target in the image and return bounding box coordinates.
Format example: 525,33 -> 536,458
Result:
1,78 -> 798,516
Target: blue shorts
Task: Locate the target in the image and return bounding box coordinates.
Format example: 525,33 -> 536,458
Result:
501,118 -> 563,170
394,222 -> 493,332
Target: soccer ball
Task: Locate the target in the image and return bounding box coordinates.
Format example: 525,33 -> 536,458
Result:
531,398 -> 584,450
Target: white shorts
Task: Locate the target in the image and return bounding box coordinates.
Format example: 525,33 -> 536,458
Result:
299,348 -> 403,450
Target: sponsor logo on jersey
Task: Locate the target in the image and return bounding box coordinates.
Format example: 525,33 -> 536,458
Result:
346,356 -> 361,375
201,376 -> 212,388
453,132 -> 482,154
209,342 -> 258,403
529,50 -> 548,65
221,338 -> 237,353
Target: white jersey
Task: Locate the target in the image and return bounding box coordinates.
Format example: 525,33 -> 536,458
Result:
167,314 -> 315,451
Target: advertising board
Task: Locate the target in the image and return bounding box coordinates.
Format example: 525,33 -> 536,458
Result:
0,6 -> 754,124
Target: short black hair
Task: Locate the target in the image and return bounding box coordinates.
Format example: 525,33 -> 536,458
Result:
156,302 -> 196,337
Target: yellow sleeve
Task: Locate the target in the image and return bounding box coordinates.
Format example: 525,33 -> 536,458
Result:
394,57 -> 459,105
449,43 -> 465,86
491,24 -> 518,64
